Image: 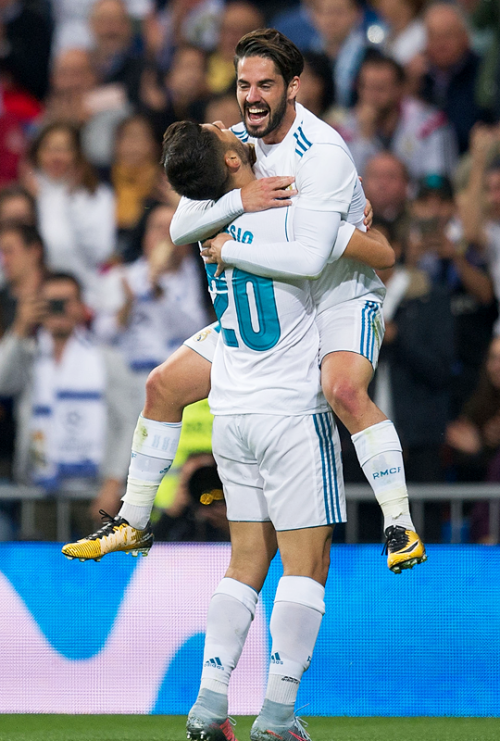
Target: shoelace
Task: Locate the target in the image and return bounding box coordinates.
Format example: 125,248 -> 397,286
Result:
87,510 -> 121,540
293,716 -> 310,740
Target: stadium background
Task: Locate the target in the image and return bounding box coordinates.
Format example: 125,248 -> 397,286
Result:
2,542 -> 500,717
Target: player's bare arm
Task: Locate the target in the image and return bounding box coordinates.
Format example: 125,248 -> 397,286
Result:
343,227 -> 395,269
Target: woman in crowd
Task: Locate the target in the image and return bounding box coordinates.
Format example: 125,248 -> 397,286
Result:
23,122 -> 115,309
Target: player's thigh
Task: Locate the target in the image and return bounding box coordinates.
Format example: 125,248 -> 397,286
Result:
226,520 -> 277,592
277,525 -> 334,586
212,415 -> 270,525
144,334 -> 213,417
316,298 -> 384,371
248,412 -> 346,531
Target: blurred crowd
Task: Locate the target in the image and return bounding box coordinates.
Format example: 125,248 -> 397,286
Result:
0,0 -> 500,543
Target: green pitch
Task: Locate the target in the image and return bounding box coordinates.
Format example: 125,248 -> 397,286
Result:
1,716 -> 500,741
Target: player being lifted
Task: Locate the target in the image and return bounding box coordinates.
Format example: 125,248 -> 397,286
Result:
62,30 -> 426,575
166,121 -> 394,741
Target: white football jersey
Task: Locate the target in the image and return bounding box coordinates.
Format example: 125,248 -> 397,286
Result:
207,205 -> 328,417
231,103 -> 386,310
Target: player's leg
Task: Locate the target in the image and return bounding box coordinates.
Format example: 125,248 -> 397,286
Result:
188,415 -> 276,741
249,413 -> 342,741
318,301 -> 426,573
62,326 -> 217,562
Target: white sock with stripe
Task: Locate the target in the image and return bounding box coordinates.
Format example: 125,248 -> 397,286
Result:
264,576 -> 325,710
119,415 -> 182,529
199,577 -> 258,705
351,420 -> 415,532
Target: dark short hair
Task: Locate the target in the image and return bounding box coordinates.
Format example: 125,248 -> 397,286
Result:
0,185 -> 37,224
234,28 -> 304,86
43,271 -> 82,300
162,121 -> 229,201
0,223 -> 46,265
359,53 -> 406,85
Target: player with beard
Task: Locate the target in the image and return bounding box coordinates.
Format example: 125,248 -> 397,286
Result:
160,118 -> 395,741
63,31 -> 425,579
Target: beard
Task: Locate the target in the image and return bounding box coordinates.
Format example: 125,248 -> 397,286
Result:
239,90 -> 288,139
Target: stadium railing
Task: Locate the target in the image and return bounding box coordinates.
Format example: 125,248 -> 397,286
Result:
1,482 -> 500,543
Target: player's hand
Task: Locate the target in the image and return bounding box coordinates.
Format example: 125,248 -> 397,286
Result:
201,233 -> 232,277
241,176 -> 297,212
364,197 -> 373,230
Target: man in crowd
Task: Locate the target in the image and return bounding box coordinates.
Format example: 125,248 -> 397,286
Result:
332,54 -> 458,178
0,271 -> 137,535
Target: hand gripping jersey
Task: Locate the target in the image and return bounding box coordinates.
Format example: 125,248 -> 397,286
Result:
171,103 -> 385,311
207,205 -> 328,417
229,103 -> 386,310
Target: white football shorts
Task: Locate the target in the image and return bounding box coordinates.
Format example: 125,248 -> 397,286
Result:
184,297 -> 385,369
212,412 -> 346,530
183,321 -> 220,361
316,296 -> 385,368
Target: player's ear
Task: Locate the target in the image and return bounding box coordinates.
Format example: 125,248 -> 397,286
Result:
287,75 -> 300,102
224,150 -> 242,173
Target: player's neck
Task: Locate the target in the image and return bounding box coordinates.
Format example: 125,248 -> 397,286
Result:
261,102 -> 297,145
228,168 -> 256,192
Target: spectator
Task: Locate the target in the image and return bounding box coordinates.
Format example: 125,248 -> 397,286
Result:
446,336 -> 500,486
51,0 -> 154,55
145,0 -> 223,72
459,124 -> 500,333
0,0 -> 53,103
93,204 -> 210,403
371,226 -> 455,482
43,47 -> 131,168
111,114 -> 161,255
330,55 -> 458,178
296,51 -> 335,118
272,0 -> 320,52
362,152 -> 411,242
416,3 -> 489,155
0,185 -> 36,227
0,223 -> 45,336
204,92 -> 242,129
153,452 -> 230,542
0,223 -> 46,495
140,44 -> 209,142
89,0 -> 145,106
409,174 -> 496,413
23,121 -> 116,309
206,1 -> 264,95
373,0 -> 426,67
0,271 -> 137,536
310,0 -> 369,108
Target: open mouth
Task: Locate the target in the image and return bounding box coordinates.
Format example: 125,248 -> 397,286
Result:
245,106 -> 269,126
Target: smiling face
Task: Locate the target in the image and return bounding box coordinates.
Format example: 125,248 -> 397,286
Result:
236,56 -> 299,142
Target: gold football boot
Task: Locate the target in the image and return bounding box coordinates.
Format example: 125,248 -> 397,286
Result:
61,509 -> 153,562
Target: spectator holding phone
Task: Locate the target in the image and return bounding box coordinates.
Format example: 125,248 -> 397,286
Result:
0,271 -> 137,538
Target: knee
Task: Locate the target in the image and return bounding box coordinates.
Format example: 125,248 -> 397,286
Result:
326,379 -> 367,418
145,365 -> 169,404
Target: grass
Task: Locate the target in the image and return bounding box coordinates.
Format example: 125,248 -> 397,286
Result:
1,715 -> 500,741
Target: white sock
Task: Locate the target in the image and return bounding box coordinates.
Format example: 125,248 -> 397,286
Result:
119,415 -> 182,529
351,420 -> 414,532
200,577 -> 258,696
265,576 -> 325,708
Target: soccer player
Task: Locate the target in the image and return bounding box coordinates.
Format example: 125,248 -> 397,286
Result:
166,120 -> 393,741
62,30 -> 426,575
